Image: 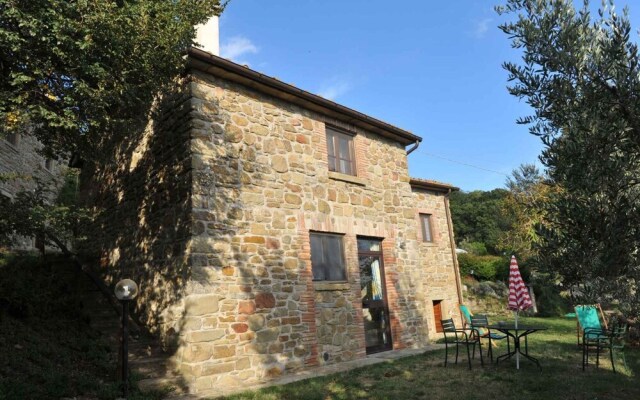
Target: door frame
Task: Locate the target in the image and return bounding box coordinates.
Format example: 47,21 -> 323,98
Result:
358,237 -> 393,354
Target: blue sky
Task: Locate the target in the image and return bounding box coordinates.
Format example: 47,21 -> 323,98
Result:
218,0 -> 638,192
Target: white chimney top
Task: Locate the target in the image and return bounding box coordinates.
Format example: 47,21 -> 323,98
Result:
195,15 -> 220,56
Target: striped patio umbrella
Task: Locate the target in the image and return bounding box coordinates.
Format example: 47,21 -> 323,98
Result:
508,255 -> 533,314
508,255 -> 532,369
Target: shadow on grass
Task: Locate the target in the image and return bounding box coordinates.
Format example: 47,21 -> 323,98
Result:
218,318 -> 640,400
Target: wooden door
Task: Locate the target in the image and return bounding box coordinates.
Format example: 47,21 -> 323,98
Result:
433,300 -> 443,333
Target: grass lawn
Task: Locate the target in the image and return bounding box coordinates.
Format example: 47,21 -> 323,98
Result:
219,317 -> 639,400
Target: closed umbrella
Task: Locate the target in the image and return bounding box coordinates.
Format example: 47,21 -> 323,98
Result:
508,255 -> 533,369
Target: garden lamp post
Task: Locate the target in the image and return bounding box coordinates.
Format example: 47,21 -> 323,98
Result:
114,279 -> 139,398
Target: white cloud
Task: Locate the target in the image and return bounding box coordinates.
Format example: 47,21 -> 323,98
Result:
317,80 -> 352,101
220,36 -> 258,61
474,18 -> 493,38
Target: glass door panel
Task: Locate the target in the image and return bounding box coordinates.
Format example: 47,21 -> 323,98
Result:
358,238 -> 392,353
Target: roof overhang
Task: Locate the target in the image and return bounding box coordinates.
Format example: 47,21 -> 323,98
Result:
187,48 -> 422,147
409,177 -> 459,193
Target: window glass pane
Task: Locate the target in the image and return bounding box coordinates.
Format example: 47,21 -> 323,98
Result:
6,133 -> 19,146
360,255 -> 374,301
359,255 -> 383,302
357,239 -> 381,252
310,234 -> 326,280
421,215 -> 432,242
339,159 -> 352,175
325,235 -> 346,280
327,133 -> 335,158
338,136 -> 351,160
328,155 -> 336,171
310,233 -> 346,281
370,258 -> 383,301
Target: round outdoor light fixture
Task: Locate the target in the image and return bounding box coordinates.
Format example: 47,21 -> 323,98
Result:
114,278 -> 138,398
114,279 -> 139,301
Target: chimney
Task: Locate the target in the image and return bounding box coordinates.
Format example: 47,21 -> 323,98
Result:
195,15 -> 220,56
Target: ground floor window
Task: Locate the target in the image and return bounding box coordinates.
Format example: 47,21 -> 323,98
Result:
310,232 -> 346,281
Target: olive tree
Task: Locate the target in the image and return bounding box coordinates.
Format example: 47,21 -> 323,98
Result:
498,0 -> 640,317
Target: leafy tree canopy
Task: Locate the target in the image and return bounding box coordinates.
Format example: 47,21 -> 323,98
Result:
498,163 -> 553,261
0,0 -> 226,160
0,0 -> 226,250
498,0 -> 640,317
449,188 -> 511,254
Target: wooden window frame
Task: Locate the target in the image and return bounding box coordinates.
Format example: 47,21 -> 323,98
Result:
326,126 -> 356,176
419,213 -> 434,243
4,133 -> 20,147
310,231 -> 347,282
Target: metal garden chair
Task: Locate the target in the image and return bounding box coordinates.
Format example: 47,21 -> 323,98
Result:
441,318 -> 484,369
470,314 -> 510,362
577,306 -> 627,373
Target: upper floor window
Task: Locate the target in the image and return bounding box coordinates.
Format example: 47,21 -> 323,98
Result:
326,126 -> 356,176
420,214 -> 433,243
310,232 -> 347,281
4,133 -> 20,147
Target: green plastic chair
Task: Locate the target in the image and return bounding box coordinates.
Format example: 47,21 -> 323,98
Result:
459,304 -> 473,329
575,304 -> 607,346
575,305 -> 619,372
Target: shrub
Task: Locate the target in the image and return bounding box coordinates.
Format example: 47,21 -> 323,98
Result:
459,241 -> 489,256
531,276 -> 572,317
458,253 -> 509,281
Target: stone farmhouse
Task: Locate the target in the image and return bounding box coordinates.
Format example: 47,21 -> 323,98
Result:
78,17 -> 464,395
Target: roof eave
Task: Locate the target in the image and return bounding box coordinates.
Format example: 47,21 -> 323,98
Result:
187,48 -> 422,146
409,178 -> 460,193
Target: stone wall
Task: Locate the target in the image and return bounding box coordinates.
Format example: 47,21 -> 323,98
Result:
79,84 -> 194,341
1,131 -> 65,249
78,63 -> 462,394
172,69 -> 462,393
410,187 -> 463,337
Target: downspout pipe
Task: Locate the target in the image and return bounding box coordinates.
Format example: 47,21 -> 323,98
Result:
444,188 -> 465,312
406,138 -> 421,155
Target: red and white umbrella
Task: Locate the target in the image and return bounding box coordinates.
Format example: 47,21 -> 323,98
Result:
508,255 -> 532,369
508,255 -> 532,313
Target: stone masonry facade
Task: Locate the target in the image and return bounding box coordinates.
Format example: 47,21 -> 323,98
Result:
82,52 -> 463,394
1,130 -> 65,249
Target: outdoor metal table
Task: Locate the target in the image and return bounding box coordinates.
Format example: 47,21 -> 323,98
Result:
487,324 -> 547,369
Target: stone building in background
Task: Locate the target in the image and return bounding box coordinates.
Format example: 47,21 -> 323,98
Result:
1,129 -> 65,250
80,47 -> 464,394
